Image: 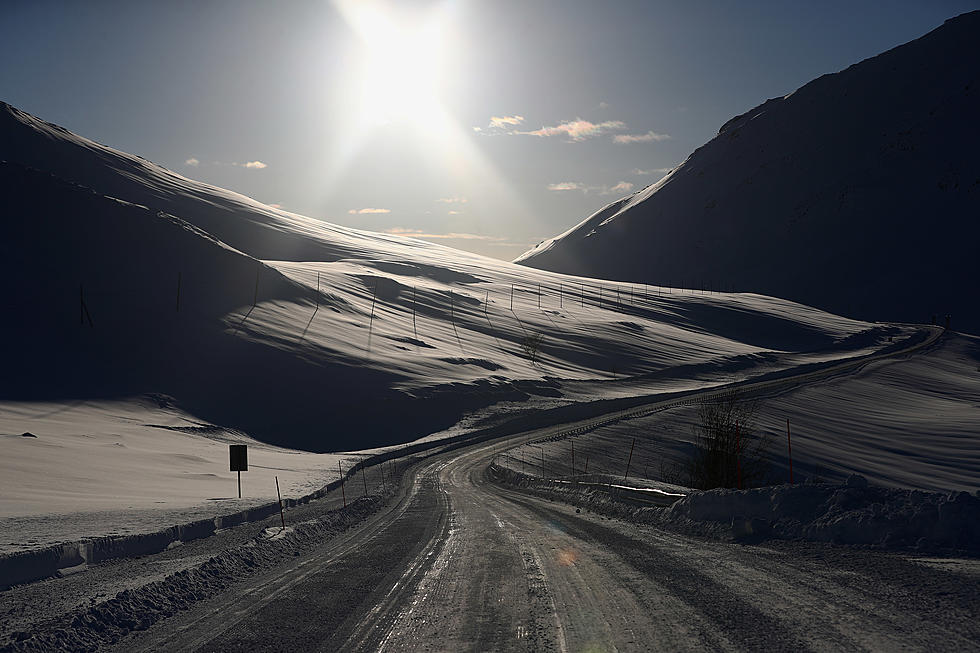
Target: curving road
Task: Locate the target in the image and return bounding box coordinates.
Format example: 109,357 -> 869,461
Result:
0,325 -> 955,651
116,424 -> 979,652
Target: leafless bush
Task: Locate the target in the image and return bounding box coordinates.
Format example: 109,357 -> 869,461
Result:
679,391 -> 771,490
521,332 -> 544,365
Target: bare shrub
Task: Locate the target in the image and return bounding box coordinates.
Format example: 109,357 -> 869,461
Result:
683,391 -> 771,490
521,332 -> 544,365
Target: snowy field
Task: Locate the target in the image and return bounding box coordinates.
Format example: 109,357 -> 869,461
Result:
0,397 -> 363,553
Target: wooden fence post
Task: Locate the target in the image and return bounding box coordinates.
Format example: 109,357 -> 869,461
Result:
786,418 -> 794,484
275,476 -> 285,530
339,461 -> 346,507
79,284 -> 93,328
736,421 -> 742,490
366,279 -> 378,353
624,438 -> 635,480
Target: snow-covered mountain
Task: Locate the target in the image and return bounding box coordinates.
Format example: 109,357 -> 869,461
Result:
0,101 -> 906,452
516,11 -> 980,334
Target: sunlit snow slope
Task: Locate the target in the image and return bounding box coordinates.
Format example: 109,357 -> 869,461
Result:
516,11 -> 980,334
1,101 -> 911,452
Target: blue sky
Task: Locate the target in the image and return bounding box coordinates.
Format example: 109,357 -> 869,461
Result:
2,0 -> 976,259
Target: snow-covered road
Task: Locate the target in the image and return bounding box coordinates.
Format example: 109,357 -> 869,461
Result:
104,432 -> 976,652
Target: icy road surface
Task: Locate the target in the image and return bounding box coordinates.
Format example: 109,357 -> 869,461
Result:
98,435 -> 979,652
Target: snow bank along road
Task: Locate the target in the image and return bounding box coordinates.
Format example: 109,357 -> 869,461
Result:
113,427 -> 977,652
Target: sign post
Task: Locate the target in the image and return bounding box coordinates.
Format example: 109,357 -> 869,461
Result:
229,444 -> 248,498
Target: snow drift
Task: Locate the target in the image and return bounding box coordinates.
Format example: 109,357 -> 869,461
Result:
516,11 -> 980,334
668,476 -> 980,552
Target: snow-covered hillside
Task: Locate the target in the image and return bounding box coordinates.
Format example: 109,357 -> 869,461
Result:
0,101 -> 915,454
499,331 -> 980,494
516,11 -> 980,334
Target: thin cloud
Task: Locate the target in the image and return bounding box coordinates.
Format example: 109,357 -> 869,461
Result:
348,207 -> 391,214
447,210 -> 462,215
184,157 -> 199,167
434,232 -> 500,240
519,119 -> 625,141
243,160 -> 268,169
489,115 -> 524,129
436,196 -> 468,204
603,181 -> 634,194
547,182 -> 584,191
485,240 -> 534,248
613,130 -> 670,144
384,227 -> 504,241
550,180 -> 635,194
269,203 -> 282,209
632,167 -> 673,175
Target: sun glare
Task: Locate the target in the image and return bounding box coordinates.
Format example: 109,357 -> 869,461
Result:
324,0 -> 529,228
337,0 -> 449,126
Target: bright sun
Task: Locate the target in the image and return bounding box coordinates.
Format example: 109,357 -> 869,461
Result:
337,0 -> 449,126
325,0 -> 522,223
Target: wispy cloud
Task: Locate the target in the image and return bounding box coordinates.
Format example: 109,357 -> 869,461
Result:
489,115 -> 524,129
348,207 -> 391,214
436,196 -> 468,204
184,157 -> 199,167
547,181 -> 584,191
519,119 -> 625,141
384,227 -> 422,235
269,203 -> 282,209
384,227 -> 504,241
447,210 -> 462,215
549,180 -> 635,195
613,130 -> 670,144
632,167 -> 673,175
218,160 -> 269,169
603,181 -> 634,194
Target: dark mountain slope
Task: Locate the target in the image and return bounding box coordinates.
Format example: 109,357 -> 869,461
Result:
516,11 -> 980,333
